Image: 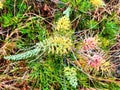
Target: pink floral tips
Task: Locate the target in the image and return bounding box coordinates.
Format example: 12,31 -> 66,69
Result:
82,37 -> 97,50
88,54 -> 103,68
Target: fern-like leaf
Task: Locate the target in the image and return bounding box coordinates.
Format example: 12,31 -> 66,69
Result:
4,48 -> 41,61
4,42 -> 44,61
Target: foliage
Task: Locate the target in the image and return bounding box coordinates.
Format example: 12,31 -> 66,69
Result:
101,21 -> 119,39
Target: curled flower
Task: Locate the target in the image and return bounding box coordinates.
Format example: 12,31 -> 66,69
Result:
90,0 -> 105,7
44,36 -> 72,55
88,54 -> 103,68
82,37 -> 97,50
56,16 -> 70,31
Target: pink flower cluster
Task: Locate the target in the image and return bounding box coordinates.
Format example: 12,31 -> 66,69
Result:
82,37 -> 97,50
88,54 -> 102,68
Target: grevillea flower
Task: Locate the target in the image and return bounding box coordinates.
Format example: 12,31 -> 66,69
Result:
56,16 -> 70,31
88,54 -> 103,68
44,35 -> 72,55
82,37 -> 97,50
90,0 -> 105,7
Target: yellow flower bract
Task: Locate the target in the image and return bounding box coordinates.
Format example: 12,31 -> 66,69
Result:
56,16 -> 70,31
90,0 -> 105,7
45,36 -> 72,55
0,1 -> 3,9
101,38 -> 110,47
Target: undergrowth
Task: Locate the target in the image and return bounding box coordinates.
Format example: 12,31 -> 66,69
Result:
0,0 -> 120,90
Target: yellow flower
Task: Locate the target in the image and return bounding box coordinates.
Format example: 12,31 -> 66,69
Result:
101,38 -> 110,47
0,1 -> 3,9
90,0 -> 105,7
100,60 -> 112,76
44,36 -> 72,55
56,16 -> 70,31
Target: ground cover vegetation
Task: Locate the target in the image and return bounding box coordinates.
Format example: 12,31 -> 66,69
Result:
0,0 -> 120,89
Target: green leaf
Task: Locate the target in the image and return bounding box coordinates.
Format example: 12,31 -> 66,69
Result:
63,7 -> 71,17
102,21 -> 119,39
